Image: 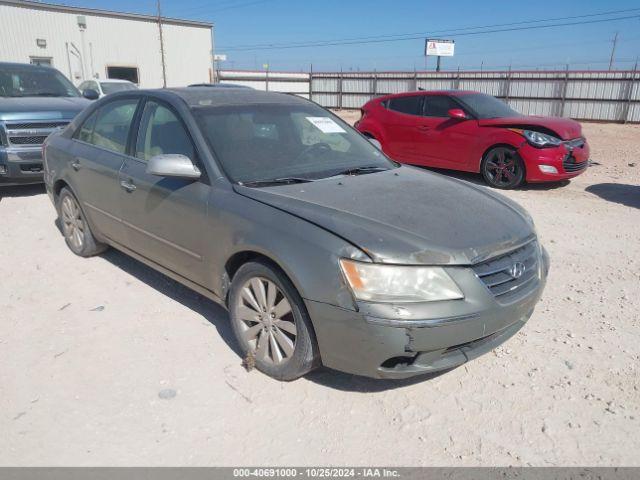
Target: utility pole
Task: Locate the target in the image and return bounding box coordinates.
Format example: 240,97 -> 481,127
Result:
157,0 -> 167,87
608,32 -> 618,71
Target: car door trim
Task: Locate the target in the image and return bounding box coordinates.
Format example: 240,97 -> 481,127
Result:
84,201 -> 203,261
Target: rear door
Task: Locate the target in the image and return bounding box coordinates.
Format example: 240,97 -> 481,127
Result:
68,97 -> 140,244
380,94 -> 426,163
416,95 -> 478,169
118,98 -> 210,285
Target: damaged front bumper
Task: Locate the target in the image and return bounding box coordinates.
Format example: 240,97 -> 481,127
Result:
306,246 -> 549,379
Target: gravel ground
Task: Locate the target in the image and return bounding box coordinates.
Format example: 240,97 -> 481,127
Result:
1,118 -> 639,466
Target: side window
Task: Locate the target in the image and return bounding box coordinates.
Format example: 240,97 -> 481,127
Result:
423,95 -> 461,118
75,110 -> 99,143
135,101 -> 196,161
387,95 -> 423,116
78,81 -> 88,91
91,99 -> 139,154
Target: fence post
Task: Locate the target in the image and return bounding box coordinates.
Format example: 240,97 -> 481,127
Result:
504,66 -> 512,101
372,70 -> 378,99
623,61 -> 638,123
338,71 -> 343,110
560,64 -> 570,117
309,64 -> 313,101
455,66 -> 461,90
412,70 -> 418,91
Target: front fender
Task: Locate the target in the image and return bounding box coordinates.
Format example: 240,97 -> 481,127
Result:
205,181 -> 368,311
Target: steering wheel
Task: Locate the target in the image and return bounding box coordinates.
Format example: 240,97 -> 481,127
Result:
295,142 -> 332,161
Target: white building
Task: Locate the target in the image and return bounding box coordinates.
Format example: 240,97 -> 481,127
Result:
0,0 -> 214,88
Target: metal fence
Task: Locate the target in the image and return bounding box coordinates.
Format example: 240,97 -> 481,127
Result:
218,69 -> 640,123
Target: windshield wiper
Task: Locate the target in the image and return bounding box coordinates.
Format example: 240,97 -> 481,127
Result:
239,176 -> 315,187
324,165 -> 389,178
27,92 -> 69,97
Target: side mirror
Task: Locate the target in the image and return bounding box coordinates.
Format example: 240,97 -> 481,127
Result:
448,108 -> 467,120
82,89 -> 100,100
368,138 -> 382,150
146,154 -> 201,179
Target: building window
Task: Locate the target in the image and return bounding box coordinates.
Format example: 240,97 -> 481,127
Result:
30,57 -> 53,67
106,66 -> 139,84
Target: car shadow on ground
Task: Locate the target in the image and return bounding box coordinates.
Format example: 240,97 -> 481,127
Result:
419,167 -> 570,191
100,248 -> 242,358
96,247 -> 450,392
0,183 -> 46,199
585,183 -> 640,209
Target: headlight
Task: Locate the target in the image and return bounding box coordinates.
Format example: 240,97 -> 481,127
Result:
522,129 -> 562,148
339,259 -> 464,303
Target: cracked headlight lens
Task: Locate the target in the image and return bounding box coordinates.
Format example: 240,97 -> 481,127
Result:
339,259 -> 464,303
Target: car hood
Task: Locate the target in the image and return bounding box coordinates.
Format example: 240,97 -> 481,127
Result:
478,115 -> 582,140
0,96 -> 90,121
234,166 -> 536,265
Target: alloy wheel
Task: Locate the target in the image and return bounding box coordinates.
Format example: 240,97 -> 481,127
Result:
61,195 -> 85,251
484,147 -> 521,188
235,277 -> 297,365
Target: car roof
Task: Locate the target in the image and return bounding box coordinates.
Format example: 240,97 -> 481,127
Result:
376,90 -> 479,101
159,87 -> 310,108
0,61 -> 55,71
188,83 -> 252,89
99,79 -> 135,84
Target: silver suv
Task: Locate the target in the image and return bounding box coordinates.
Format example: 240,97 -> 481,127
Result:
0,62 -> 88,186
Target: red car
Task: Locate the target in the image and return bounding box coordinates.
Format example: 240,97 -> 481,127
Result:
355,91 -> 590,189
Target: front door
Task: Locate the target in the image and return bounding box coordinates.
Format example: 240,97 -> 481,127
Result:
118,99 -> 209,285
415,95 -> 478,169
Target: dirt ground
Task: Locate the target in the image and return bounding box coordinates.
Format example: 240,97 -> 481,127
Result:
1,117 -> 639,466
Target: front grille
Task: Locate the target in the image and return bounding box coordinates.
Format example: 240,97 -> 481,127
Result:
5,121 -> 68,130
9,135 -> 49,145
563,156 -> 589,172
3,120 -> 69,148
472,241 -> 540,301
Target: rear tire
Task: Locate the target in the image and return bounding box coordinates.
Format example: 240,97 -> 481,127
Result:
57,187 -> 107,257
228,261 -> 320,381
481,146 -> 525,189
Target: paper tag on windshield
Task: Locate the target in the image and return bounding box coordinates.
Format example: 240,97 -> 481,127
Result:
305,117 -> 346,134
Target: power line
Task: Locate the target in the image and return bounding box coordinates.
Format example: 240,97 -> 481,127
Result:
221,7 -> 640,50
165,0 -> 275,15
220,10 -> 640,51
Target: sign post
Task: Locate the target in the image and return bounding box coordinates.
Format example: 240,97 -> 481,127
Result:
425,39 -> 455,72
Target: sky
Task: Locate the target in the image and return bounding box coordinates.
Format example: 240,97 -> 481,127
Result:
54,0 -> 640,71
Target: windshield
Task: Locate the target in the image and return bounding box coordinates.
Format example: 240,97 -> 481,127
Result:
195,103 -> 395,183
456,93 -> 520,119
0,65 -> 79,97
101,82 -> 137,94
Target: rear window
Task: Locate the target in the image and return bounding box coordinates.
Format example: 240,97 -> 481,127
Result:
387,95 -> 423,116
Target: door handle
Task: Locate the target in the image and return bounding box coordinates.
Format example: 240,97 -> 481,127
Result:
71,159 -> 81,171
120,180 -> 137,193
417,125 -> 430,131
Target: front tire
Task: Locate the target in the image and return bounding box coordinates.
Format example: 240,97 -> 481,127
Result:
481,146 -> 525,189
228,261 -> 320,381
57,187 -> 107,257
